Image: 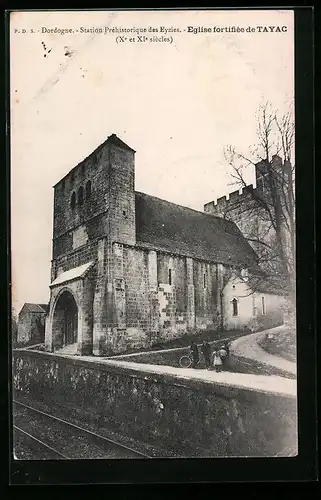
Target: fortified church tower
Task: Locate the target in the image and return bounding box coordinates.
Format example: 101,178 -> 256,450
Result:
46,134 -> 136,355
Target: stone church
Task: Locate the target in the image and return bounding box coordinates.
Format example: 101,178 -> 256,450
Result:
44,134 -> 282,356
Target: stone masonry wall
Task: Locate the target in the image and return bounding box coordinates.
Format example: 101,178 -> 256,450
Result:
12,350 -> 298,457
193,261 -> 220,331
53,143 -> 110,240
107,144 -> 136,246
103,245 -> 225,354
17,313 -> 46,346
157,254 -> 187,340
92,238 -> 109,355
53,214 -> 108,261
53,239 -> 99,278
204,187 -> 260,240
49,137 -> 137,355
51,139 -> 135,280
108,245 -> 227,353
204,189 -> 276,274
51,138 -> 110,279
122,245 -> 150,348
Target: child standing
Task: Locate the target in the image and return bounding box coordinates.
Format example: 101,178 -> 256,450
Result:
212,350 -> 223,372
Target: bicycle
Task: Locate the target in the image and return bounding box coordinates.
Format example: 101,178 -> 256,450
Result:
179,354 -> 200,368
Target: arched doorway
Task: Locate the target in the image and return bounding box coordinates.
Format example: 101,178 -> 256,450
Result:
52,290 -> 78,350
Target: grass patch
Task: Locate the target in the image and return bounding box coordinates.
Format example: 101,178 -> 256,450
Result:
13,342 -> 46,351
151,327 -> 251,350
258,329 -> 296,363
106,328 -> 255,369
109,327 -> 252,358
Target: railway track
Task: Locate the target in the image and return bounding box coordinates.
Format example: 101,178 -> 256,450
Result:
13,400 -> 151,460
14,425 -> 68,460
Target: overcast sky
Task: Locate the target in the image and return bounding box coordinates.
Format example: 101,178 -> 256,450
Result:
10,9 -> 294,313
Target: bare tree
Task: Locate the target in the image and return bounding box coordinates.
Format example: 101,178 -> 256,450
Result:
222,102 -> 295,313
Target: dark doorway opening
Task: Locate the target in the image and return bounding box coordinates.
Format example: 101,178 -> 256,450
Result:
52,290 -> 78,350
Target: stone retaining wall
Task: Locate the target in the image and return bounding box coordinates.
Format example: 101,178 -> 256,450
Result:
12,349 -> 297,457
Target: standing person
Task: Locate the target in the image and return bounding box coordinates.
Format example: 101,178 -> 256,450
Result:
201,340 -> 212,369
219,345 -> 228,370
212,349 -> 223,372
190,340 -> 199,369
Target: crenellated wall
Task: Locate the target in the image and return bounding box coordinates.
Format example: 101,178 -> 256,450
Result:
204,155 -> 288,266
204,185 -> 256,221
204,184 -> 275,264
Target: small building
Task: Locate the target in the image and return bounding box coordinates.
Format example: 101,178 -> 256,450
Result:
223,272 -> 286,332
17,303 -> 48,346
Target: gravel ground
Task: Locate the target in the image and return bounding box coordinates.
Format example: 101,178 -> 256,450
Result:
13,428 -> 62,460
13,397 -> 172,458
13,402 -> 147,460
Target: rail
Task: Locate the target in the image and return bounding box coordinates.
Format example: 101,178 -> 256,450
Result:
13,399 -> 151,459
14,425 -> 68,459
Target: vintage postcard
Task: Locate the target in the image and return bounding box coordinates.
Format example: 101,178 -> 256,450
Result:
10,9 -> 297,464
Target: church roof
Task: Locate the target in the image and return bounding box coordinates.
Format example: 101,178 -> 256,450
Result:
20,303 -> 48,315
53,133 -> 135,187
135,192 -> 259,269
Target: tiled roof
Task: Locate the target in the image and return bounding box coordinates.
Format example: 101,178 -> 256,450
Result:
135,192 -> 259,269
23,303 -> 48,314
